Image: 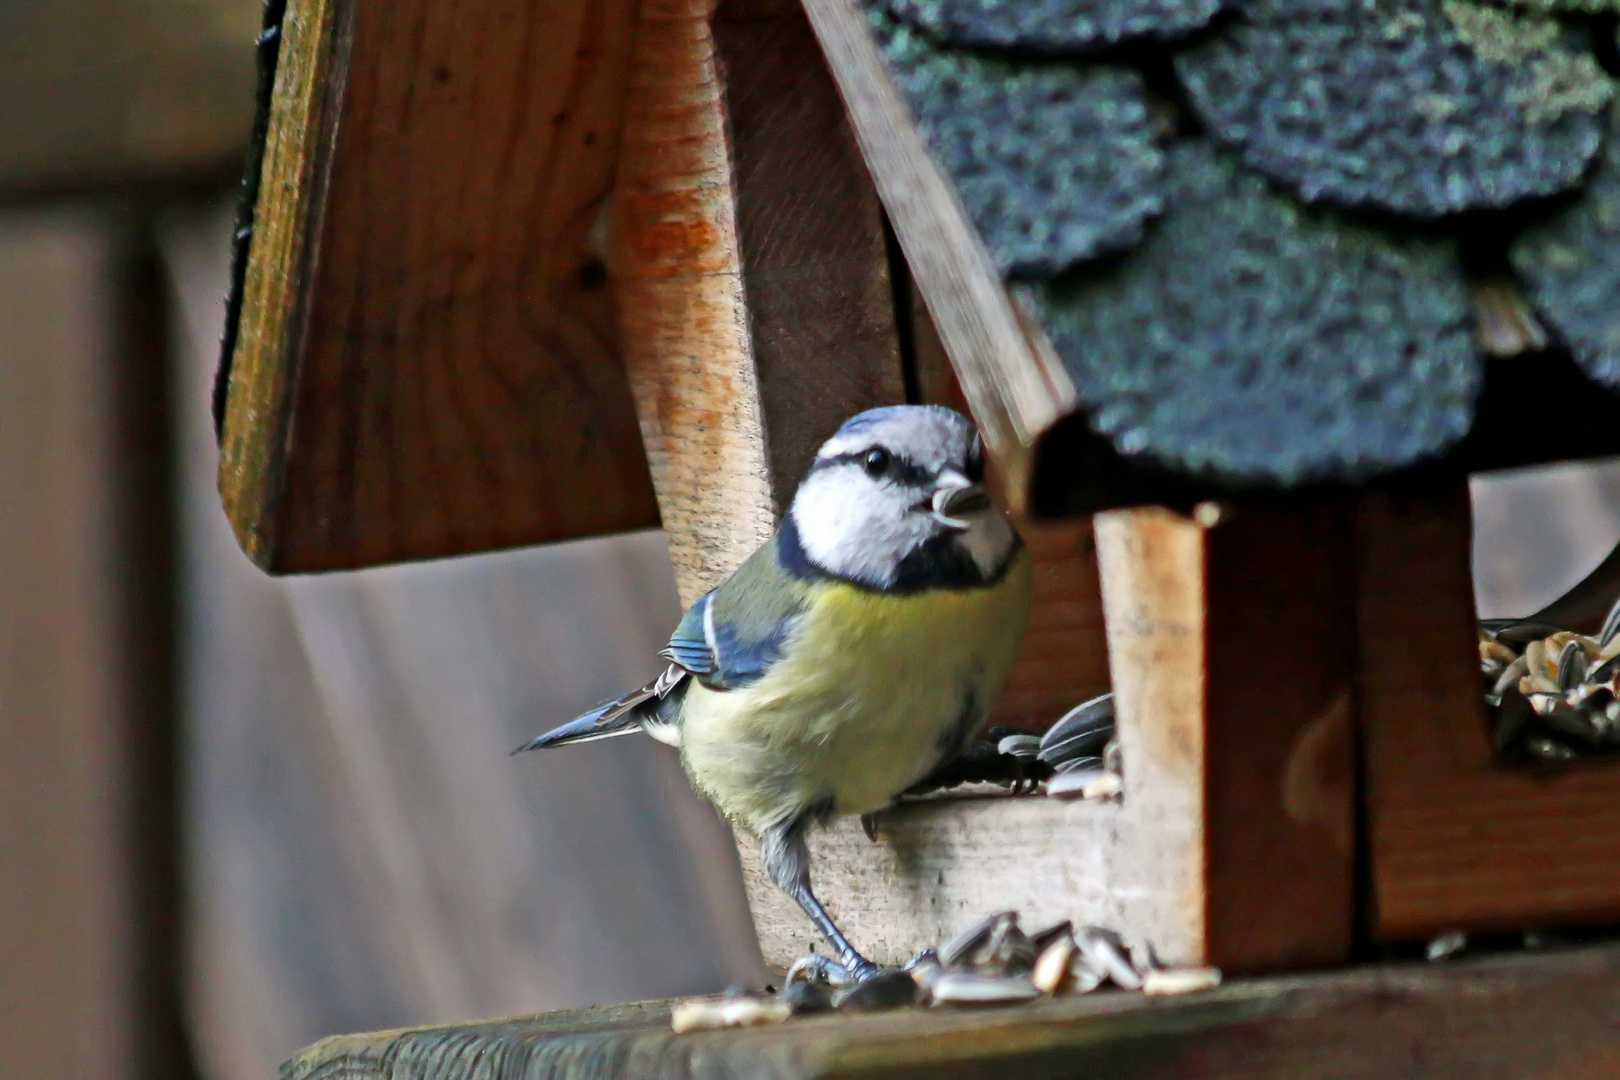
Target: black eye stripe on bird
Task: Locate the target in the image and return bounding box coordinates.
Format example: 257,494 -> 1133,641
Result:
814,448 -> 933,486
516,404 -> 1032,983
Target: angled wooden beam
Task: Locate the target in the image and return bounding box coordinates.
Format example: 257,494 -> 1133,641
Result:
220,0 -> 659,573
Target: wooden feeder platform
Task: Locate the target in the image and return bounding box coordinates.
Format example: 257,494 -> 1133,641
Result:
282,942 -> 1620,1080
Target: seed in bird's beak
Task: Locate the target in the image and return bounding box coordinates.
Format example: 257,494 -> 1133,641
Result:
930,475 -> 992,529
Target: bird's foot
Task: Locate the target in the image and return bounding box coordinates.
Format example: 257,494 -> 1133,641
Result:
785,953 -> 883,987
903,728 -> 1052,797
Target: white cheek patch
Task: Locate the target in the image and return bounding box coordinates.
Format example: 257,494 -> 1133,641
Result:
791,468 -> 933,587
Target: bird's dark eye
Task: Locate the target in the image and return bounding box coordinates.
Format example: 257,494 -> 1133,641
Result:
863,448 -> 891,477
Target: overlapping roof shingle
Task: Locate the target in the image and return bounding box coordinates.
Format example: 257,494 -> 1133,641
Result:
860,0 -> 1620,488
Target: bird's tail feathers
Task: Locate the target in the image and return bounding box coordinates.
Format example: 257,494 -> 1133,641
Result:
512,665 -> 685,753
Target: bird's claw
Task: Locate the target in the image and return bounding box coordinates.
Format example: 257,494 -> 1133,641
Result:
786,953 -> 883,986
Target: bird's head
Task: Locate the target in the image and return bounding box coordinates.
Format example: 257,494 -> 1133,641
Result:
788,405 -> 1018,590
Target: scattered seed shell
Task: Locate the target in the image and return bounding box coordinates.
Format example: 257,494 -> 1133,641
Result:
1142,967 -> 1222,996
1047,768 -> 1106,799
1075,927 -> 1144,990
834,970 -> 919,1011
1032,934 -> 1077,994
671,996 -> 792,1033
928,972 -> 1042,1005
939,911 -> 1013,968
1084,773 -> 1124,801
997,734 -> 1042,762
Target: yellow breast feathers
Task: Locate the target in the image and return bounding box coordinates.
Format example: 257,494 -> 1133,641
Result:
678,548 -> 1033,833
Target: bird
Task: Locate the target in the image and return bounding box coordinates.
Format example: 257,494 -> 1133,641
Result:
515,405 -> 1034,982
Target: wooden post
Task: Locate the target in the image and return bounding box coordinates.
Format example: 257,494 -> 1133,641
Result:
609,0 -> 904,604
1358,487 -> 1620,939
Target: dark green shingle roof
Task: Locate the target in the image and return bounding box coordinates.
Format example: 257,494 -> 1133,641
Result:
864,0 -> 1620,490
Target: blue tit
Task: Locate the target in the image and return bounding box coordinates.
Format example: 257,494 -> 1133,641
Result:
516,405 -> 1033,981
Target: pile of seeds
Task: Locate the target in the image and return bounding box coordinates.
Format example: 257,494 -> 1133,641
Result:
670,911 -> 1219,1031
1034,693 -> 1121,801
1482,599 -> 1620,763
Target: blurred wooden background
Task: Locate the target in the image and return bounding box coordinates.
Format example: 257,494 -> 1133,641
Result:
3,4 -> 1620,1080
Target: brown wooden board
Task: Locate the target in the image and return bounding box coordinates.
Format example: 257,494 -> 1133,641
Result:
611,0 -> 905,604
1359,487 -> 1620,939
221,0 -> 660,573
282,943 -> 1620,1080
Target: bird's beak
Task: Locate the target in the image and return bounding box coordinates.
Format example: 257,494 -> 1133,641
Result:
930,470 -> 993,531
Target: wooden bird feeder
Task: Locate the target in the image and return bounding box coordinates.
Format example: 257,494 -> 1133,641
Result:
222,0 -> 1620,998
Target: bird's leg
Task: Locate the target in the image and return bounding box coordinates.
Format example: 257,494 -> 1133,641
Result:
761,813 -> 880,983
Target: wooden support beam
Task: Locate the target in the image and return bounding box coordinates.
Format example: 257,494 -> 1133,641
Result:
1359,487 -> 1620,939
610,0 -> 905,604
744,502 -> 1353,974
221,0 -> 660,573
281,943 -> 1620,1080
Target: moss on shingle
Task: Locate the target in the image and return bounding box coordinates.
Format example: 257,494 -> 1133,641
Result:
1177,0 -> 1610,216
880,0 -> 1220,52
865,3 -> 1165,277
1512,110 -> 1620,391
1032,141 -> 1479,485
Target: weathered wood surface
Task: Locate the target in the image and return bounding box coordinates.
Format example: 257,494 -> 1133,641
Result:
613,0 -> 904,604
283,943 -> 1620,1080
221,0 -> 660,573
744,506 -> 1350,974
799,0 -> 1076,502
1359,488 -> 1620,939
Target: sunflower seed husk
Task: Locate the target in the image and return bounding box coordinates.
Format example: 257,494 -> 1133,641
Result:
1029,921 -> 1074,954
1525,736 -> 1578,762
833,970 -> 918,1011
939,911 -> 1013,968
1491,691 -> 1536,752
1075,927 -> 1143,990
1047,768 -> 1106,799
1084,773 -> 1123,801
1065,954 -> 1108,994
980,917 -> 1036,975
1141,967 -> 1222,996
1054,755 -> 1104,775
672,996 -> 791,1032
1103,737 -> 1122,774
1480,638 -> 1517,669
906,953 -> 944,994
927,972 -> 1041,1006
1425,931 -> 1467,962
1559,639 -> 1589,691
1493,656 -> 1529,699
1031,933 -> 1076,994
1487,620 -> 1566,647
996,734 -> 1041,762
1039,694 -> 1116,768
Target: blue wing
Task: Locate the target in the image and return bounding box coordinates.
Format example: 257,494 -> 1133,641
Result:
660,533 -> 815,690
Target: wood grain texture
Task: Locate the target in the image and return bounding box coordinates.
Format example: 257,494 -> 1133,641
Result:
282,944 -> 1620,1080
1097,505 -> 1355,972
1359,488 -> 1620,939
222,0 -> 660,573
612,0 -> 905,604
800,0 -> 1077,501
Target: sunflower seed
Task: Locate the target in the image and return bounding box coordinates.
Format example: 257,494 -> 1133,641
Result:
996,734 -> 1041,762
833,970 -> 918,1011
1142,967 -> 1222,996
1031,933 -> 1076,994
1525,736 -> 1578,762
1491,691 -> 1535,752
1029,921 -> 1074,954
1084,773 -> 1123,801
1559,639 -> 1589,691
1493,655 -> 1529,698
1425,931 -> 1467,961
1054,755 -> 1104,775
1039,694 -> 1116,768
939,911 -> 1013,968
671,995 -> 791,1032
779,979 -> 833,1014
980,917 -> 1036,974
927,972 -> 1041,1006
1065,955 -> 1107,994
1047,768 -> 1106,799
1488,620 -> 1565,647
1075,927 -> 1143,990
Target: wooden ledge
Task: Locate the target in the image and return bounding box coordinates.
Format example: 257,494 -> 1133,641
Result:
283,943 -> 1620,1080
